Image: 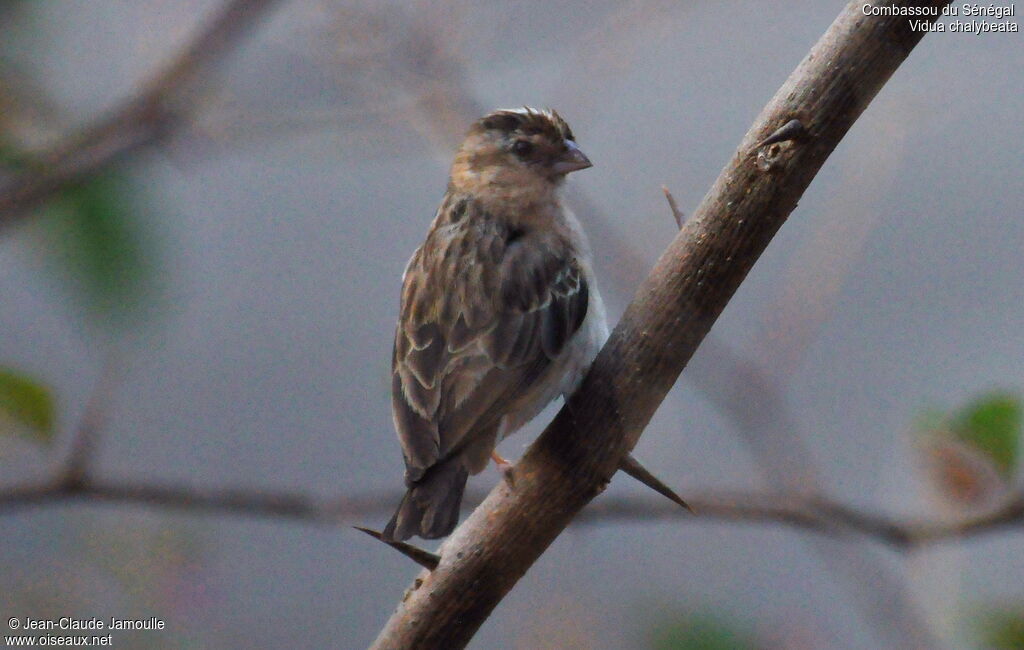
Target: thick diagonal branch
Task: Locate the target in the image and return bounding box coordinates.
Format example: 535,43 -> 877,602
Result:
371,2 -> 950,647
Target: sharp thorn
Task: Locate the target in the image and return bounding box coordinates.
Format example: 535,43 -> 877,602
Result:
619,453 -> 695,514
353,526 -> 441,570
753,118 -> 806,151
661,185 -> 684,229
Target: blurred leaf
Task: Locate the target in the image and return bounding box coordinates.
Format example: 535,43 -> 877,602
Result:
651,614 -> 755,650
81,518 -> 209,616
42,170 -> 157,330
979,609 -> 1024,649
916,393 -> 1022,508
0,139 -> 25,168
0,132 -> 31,181
921,438 -> 1004,507
950,393 -> 1020,478
0,366 -> 54,444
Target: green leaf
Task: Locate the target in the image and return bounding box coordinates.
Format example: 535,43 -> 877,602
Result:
0,366 -> 55,444
0,140 -> 26,169
979,609 -> 1024,649
651,614 -> 755,650
950,393 -> 1021,479
42,170 -> 157,330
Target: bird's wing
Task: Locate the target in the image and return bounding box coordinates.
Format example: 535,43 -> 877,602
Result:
392,199 -> 589,482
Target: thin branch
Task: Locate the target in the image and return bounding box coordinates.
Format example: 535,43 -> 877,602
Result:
372,2 -> 952,647
1,478 -> 1020,551
582,491 -> 1024,550
0,478 -> 343,521
63,353 -> 121,487
0,0 -> 281,231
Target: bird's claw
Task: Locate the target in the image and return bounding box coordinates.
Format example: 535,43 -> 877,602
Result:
492,451 -> 516,487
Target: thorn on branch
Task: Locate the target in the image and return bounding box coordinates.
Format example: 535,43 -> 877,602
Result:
754,118 -> 806,150
662,185 -> 684,229
618,453 -> 695,514
751,119 -> 806,172
354,526 -> 441,570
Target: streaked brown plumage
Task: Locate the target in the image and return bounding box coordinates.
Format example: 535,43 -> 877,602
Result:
383,108 -> 607,541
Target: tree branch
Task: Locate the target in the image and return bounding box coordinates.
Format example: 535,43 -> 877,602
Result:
2,478 -> 1020,551
0,0 -> 281,231
63,352 -> 121,487
371,2 -> 951,647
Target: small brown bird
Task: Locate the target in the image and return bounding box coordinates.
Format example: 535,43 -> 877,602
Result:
383,107 -> 607,541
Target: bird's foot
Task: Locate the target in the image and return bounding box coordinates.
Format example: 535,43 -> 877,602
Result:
491,451 -> 515,487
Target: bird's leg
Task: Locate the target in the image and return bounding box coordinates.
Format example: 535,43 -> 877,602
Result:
491,450 -> 515,487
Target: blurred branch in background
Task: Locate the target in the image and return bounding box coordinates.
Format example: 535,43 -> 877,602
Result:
718,94 -> 937,648
62,353 -> 122,487
0,0 -> 284,552
687,334 -> 944,648
0,0 -> 282,232
1,478 -> 1021,551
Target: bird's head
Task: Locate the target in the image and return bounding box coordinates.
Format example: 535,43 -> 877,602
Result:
449,107 -> 591,198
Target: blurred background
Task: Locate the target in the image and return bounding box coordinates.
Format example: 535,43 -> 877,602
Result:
1,0 -> 1022,648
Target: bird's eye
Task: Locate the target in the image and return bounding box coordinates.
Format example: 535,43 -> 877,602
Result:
511,140 -> 533,156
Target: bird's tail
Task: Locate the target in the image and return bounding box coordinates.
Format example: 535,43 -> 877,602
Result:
382,459 -> 469,542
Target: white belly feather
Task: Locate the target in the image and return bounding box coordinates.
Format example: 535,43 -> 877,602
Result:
497,277 -> 608,439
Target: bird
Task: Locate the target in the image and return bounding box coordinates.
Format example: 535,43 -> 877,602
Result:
382,107 -> 608,541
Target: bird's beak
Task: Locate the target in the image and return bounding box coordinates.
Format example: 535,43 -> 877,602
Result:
552,141 -> 592,175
